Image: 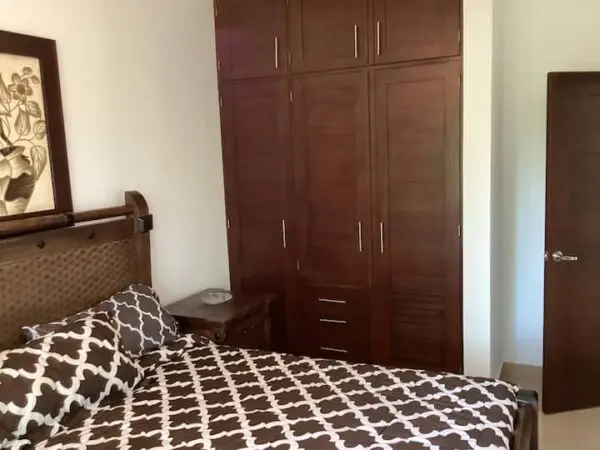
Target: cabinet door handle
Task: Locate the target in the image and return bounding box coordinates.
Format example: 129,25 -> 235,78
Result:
320,346 -> 348,354
354,24 -> 359,58
274,36 -> 279,69
281,219 -> 287,249
358,221 -> 363,252
318,298 -> 346,305
379,222 -> 385,254
320,318 -> 347,325
376,21 -> 382,56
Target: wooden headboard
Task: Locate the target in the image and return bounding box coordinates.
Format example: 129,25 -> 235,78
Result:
0,191 -> 152,350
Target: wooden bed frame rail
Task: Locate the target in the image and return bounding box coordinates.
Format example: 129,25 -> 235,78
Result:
513,389 -> 539,450
0,195 -> 152,239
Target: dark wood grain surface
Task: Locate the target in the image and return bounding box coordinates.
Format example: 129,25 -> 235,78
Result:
372,0 -> 461,65
168,291 -> 273,325
168,291 -> 275,351
289,0 -> 369,73
215,0 -> 288,80
214,0 -> 464,373
543,72 -> 600,414
220,79 -> 290,294
292,70 -> 371,287
295,286 -> 370,362
372,60 -> 462,372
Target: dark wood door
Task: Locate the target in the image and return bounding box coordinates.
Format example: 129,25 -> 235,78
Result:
544,73 -> 600,414
289,0 -> 368,73
215,0 -> 288,80
372,0 -> 461,65
221,79 -> 291,294
372,61 -> 461,372
292,70 -> 370,287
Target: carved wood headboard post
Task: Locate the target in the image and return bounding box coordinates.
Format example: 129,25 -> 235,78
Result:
125,191 -> 152,286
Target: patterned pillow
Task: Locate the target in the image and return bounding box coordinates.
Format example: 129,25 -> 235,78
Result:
22,284 -> 179,356
0,313 -> 144,449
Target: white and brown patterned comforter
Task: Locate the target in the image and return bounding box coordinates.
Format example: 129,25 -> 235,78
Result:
35,335 -> 519,450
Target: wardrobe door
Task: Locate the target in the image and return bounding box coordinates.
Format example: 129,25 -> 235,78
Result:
289,0 -> 368,73
215,0 -> 288,80
221,79 -> 291,293
292,70 -> 370,287
372,0 -> 461,65
372,61 -> 461,372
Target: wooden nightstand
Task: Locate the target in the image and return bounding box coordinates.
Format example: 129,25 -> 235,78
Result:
167,291 -> 274,351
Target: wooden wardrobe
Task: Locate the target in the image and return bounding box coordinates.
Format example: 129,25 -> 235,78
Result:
215,0 -> 463,373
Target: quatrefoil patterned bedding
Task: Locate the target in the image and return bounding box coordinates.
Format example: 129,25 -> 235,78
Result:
34,334 -> 519,450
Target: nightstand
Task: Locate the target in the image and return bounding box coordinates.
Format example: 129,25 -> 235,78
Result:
167,291 -> 274,351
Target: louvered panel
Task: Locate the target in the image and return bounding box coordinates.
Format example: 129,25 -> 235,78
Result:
389,294 -> 447,370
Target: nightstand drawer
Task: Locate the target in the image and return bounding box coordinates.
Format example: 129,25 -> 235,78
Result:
175,317 -> 221,340
227,311 -> 270,350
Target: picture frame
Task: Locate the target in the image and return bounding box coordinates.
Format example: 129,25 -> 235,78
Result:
0,30 -> 71,222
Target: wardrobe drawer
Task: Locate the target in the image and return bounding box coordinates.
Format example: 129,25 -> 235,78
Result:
299,286 -> 369,316
297,311 -> 370,362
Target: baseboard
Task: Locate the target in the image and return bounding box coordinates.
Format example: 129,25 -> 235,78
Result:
495,364 -> 503,379
500,362 -> 542,379
500,363 -> 543,392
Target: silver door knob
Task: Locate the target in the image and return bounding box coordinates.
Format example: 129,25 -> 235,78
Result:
551,250 -> 578,263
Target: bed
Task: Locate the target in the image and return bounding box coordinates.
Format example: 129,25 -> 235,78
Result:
0,192 -> 538,450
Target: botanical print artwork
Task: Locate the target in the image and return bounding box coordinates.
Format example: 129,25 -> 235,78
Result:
0,53 -> 53,218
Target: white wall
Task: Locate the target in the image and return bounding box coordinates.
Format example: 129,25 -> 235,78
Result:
498,0 -> 600,366
491,0 -> 505,378
0,0 -> 230,303
462,0 -> 494,376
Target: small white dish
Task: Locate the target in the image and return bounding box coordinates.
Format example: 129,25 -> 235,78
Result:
200,289 -> 233,305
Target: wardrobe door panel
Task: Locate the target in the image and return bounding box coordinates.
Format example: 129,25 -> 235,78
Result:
290,0 -> 368,73
293,71 -> 370,287
221,79 -> 291,292
216,0 -> 288,79
373,61 -> 461,372
373,0 -> 461,65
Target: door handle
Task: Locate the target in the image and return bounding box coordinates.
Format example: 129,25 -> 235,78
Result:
354,24 -> 359,59
358,221 -> 363,253
550,250 -> 578,263
320,346 -> 348,354
379,222 -> 385,254
274,36 -> 279,69
318,298 -> 346,305
376,21 -> 382,56
319,318 -> 347,325
281,219 -> 287,249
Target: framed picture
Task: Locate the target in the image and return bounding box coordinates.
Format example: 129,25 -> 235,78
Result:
0,30 -> 71,222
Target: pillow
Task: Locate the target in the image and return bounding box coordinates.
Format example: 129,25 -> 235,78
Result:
22,284 -> 179,356
0,313 -> 144,449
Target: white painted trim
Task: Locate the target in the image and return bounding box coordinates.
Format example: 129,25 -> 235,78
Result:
462,0 -> 494,377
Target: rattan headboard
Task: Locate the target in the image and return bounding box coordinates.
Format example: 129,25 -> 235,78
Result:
0,191 -> 152,350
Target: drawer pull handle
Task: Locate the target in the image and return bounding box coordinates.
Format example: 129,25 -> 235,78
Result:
376,21 -> 382,56
354,24 -> 359,59
281,219 -> 287,249
318,298 -> 346,305
320,318 -> 347,325
358,221 -> 363,253
320,346 -> 348,354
